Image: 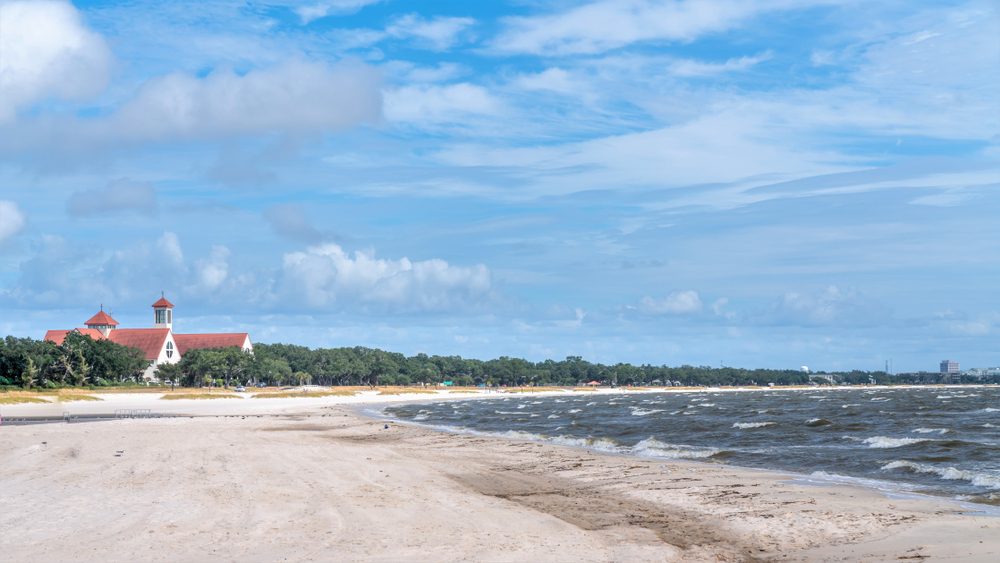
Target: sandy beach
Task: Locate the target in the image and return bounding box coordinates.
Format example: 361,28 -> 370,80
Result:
1,391 -> 997,562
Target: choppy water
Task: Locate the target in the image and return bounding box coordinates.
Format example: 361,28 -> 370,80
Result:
381,387 -> 1000,507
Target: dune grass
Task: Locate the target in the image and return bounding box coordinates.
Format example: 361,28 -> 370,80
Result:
252,391 -> 356,399
447,390 -> 482,394
160,393 -> 242,400
378,389 -> 437,395
57,394 -> 103,402
572,387 -> 599,392
0,396 -> 50,405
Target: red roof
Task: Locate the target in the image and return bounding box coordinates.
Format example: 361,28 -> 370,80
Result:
84,310 -> 119,327
109,329 -> 170,360
152,297 -> 175,308
44,328 -> 107,346
173,333 -> 250,356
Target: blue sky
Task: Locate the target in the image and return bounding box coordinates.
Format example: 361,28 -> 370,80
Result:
0,0 -> 997,372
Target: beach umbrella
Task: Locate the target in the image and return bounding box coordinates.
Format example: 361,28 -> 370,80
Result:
587,381 -> 600,386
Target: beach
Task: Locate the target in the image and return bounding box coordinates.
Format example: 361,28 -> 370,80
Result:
1,391 -> 997,562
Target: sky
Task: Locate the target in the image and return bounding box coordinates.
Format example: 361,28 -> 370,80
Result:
0,0 -> 997,372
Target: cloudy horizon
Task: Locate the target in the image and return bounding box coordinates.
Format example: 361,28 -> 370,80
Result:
1,0 -> 997,372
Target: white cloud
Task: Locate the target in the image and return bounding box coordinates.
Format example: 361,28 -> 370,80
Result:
0,0 -> 112,123
270,243 -> 492,313
669,52 -> 771,76
190,245 -> 231,292
769,285 -> 889,327
384,83 -> 503,123
638,290 -> 702,314
156,232 -> 185,271
489,0 -> 818,56
110,60 -> 382,142
711,297 -> 729,314
294,0 -> 382,24
0,200 -> 28,244
386,14 -> 476,51
66,178 -> 157,217
264,203 -> 339,243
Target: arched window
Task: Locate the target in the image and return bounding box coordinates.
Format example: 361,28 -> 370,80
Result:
166,341 -> 174,358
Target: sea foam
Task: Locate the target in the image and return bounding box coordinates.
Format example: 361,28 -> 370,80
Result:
882,461 -> 1000,490
733,422 -> 776,429
863,436 -> 933,449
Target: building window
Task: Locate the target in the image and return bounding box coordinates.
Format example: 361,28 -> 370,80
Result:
166,341 -> 173,359
167,310 -> 171,323
156,310 -> 165,324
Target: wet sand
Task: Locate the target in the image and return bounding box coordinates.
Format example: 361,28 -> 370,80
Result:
1,397 -> 997,562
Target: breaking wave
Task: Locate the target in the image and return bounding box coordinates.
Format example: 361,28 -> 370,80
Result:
863,436 -> 934,449
882,461 -> 1000,490
733,422 -> 776,429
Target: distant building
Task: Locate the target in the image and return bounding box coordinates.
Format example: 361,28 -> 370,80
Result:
44,296 -> 252,381
940,360 -> 959,374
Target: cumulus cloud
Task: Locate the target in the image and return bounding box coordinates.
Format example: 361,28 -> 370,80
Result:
66,178 -> 157,217
0,0 -> 112,123
190,245 -> 231,293
269,243 -> 493,313
489,0 -> 815,56
109,60 -> 382,142
386,14 -> 476,50
638,290 -> 703,314
768,285 -> 890,327
0,232 -> 235,308
0,200 -> 28,244
264,203 -> 341,243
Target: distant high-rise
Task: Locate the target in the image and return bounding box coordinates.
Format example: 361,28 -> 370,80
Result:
940,360 -> 959,374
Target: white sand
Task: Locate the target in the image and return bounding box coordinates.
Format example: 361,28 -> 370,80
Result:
1,391 -> 997,562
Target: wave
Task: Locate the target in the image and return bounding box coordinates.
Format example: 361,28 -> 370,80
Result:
984,408 -> 999,413
547,414 -> 559,419
882,460 -> 1000,490
912,428 -> 949,434
862,436 -> 934,449
412,414 -> 429,421
733,422 -> 776,429
568,409 -> 582,414
805,418 -> 833,427
632,438 -> 723,459
630,407 -> 664,416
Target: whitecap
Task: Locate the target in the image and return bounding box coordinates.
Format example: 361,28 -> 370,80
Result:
984,408 -> 999,413
863,436 -> 934,449
630,408 -> 664,416
632,438 -> 722,460
733,422 -> 776,429
882,460 -> 1000,490
547,414 -> 559,419
912,428 -> 949,434
568,409 -> 582,414
517,405 -> 526,409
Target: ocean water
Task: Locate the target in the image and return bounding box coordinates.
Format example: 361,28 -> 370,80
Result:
381,387 -> 1000,507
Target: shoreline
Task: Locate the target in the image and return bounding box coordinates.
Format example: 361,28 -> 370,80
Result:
2,398 -> 998,561
4,386 -> 998,518
360,401 -> 1000,519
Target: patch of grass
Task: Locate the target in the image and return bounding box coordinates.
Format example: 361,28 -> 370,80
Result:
506,387 -> 562,393
0,396 -> 50,405
160,393 -> 242,400
252,391 -> 356,399
572,387 -> 599,392
57,394 -> 103,402
378,389 -> 437,395
447,390 -> 482,394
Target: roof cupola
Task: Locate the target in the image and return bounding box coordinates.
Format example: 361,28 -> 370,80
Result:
152,292 -> 174,330
84,305 -> 119,337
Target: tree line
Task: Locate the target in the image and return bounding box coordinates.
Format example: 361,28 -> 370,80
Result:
2,333 -> 996,389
